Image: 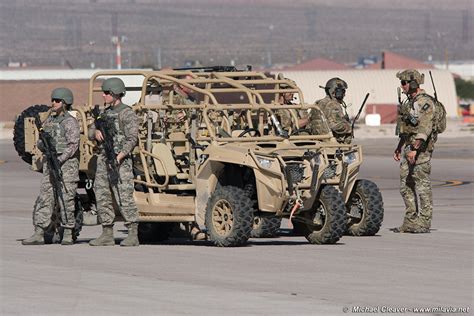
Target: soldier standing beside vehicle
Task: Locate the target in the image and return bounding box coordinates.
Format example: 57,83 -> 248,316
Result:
311,78 -> 352,143
22,88 -> 80,246
88,78 -> 140,246
392,69 -> 436,234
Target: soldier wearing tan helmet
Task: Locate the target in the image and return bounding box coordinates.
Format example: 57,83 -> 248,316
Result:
392,69 -> 436,234
312,78 -> 352,143
22,87 -> 80,246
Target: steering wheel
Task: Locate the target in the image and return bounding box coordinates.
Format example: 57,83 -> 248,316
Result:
238,128 -> 261,137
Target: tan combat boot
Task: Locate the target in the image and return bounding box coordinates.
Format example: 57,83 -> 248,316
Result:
120,223 -> 139,247
61,228 -> 74,245
22,227 -> 45,245
89,225 -> 115,246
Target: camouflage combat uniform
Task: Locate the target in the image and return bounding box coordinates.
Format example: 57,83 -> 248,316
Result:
315,96 -> 352,143
33,111 -> 80,229
274,98 -> 309,133
165,89 -> 196,133
307,107 -> 331,136
397,90 -> 436,231
89,102 -> 139,225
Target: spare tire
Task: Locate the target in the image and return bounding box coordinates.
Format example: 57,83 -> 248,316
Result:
13,104 -> 49,164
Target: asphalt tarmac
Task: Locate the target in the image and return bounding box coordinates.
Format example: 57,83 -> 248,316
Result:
0,138 -> 472,316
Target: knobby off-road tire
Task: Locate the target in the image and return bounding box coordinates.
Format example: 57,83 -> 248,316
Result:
13,104 -> 49,165
346,179 -> 384,236
294,186 -> 346,244
205,185 -> 255,247
251,214 -> 282,238
245,183 -> 282,239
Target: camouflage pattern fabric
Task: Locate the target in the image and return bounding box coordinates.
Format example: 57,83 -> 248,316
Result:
399,159 -> 432,229
43,112 -> 80,163
33,112 -> 80,229
94,153 -> 138,225
93,102 -> 139,225
166,90 -> 196,133
307,107 -> 331,136
275,99 -> 308,131
397,90 -> 436,230
315,96 -> 352,143
275,109 -> 294,130
399,90 -> 436,159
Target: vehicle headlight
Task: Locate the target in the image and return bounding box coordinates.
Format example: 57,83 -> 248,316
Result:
256,157 -> 274,169
343,152 -> 356,164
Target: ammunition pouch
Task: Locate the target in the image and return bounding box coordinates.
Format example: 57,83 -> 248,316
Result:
404,113 -> 418,126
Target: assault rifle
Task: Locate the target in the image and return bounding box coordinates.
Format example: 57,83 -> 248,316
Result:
92,105 -> 122,205
395,87 -> 402,136
351,93 -> 370,138
34,114 -> 68,223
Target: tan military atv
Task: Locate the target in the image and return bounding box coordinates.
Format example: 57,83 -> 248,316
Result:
203,70 -> 384,237
13,68 -> 383,246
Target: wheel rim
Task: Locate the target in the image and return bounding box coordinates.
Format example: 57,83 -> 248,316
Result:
349,192 -> 364,225
212,199 -> 234,237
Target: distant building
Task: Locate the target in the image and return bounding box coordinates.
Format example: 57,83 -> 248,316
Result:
276,69 -> 458,123
280,57 -> 349,71
433,61 -> 474,81
366,51 -> 434,70
0,69 -> 148,122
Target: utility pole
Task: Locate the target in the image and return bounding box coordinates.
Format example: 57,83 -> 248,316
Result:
266,24 -> 274,68
156,47 -> 162,69
111,36 -> 126,69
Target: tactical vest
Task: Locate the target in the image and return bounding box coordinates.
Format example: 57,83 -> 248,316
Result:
398,95 -> 421,135
398,93 -> 437,151
315,96 -> 351,143
103,103 -> 129,154
43,112 -> 72,154
308,108 -> 330,136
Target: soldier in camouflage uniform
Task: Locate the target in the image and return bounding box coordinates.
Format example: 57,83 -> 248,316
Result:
88,78 -> 140,246
311,78 -> 352,143
22,88 -> 80,245
170,75 -> 207,240
164,75 -> 197,133
392,69 -> 435,234
275,74 -> 308,132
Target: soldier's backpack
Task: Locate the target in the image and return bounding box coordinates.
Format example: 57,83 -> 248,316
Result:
422,93 -> 447,134
431,96 -> 447,134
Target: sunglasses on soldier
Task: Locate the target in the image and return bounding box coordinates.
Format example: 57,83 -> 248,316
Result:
400,80 -> 410,86
51,98 -> 63,103
103,90 -> 111,95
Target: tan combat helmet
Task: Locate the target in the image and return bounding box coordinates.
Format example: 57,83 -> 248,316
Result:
321,77 -> 348,100
396,69 -> 424,93
396,69 -> 424,84
277,73 -> 297,89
